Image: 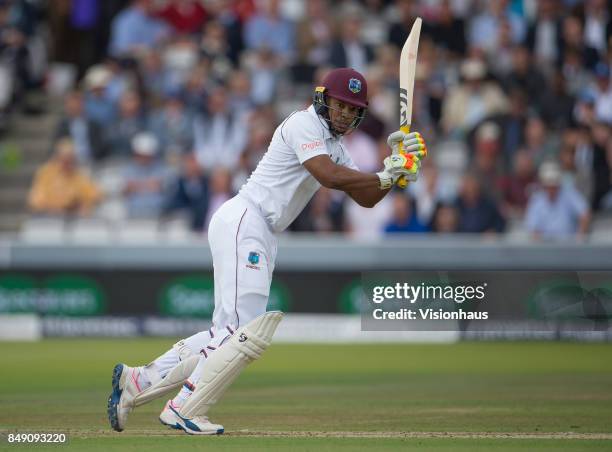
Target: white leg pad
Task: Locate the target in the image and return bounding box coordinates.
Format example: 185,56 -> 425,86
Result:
178,311 -> 283,418
133,356 -> 198,407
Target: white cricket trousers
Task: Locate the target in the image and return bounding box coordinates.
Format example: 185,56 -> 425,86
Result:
148,195 -> 277,382
208,194 -> 277,333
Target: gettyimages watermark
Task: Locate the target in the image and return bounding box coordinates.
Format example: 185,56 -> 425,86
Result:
360,271 -> 612,338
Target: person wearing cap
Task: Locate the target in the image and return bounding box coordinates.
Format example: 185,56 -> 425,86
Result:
122,132 -> 167,218
28,138 -> 102,216
107,67 -> 428,435
524,160 -> 591,240
441,58 -> 508,135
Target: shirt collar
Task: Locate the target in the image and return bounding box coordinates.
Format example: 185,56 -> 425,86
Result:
307,104 -> 334,140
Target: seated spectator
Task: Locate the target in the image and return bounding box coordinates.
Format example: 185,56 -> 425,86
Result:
28,138 -> 102,216
163,153 -> 209,232
108,0 -> 170,58
524,161 -> 591,241
384,192 -> 428,234
455,173 -> 506,233
429,203 -> 459,234
149,93 -> 194,159
244,0 -> 295,65
204,167 -> 233,229
83,65 -> 116,126
193,86 -> 248,171
441,58 -> 508,136
327,6 -> 374,74
54,90 -> 105,164
155,0 -> 207,35
499,150 -> 537,216
122,132 -> 167,218
106,90 -> 149,157
592,63 -> 612,125
471,121 -> 505,200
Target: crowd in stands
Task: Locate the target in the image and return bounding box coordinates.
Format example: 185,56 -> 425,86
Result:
0,0 -> 46,132
27,0 -> 612,241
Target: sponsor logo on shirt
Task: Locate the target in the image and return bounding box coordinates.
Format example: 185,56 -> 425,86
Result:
301,140 -> 324,151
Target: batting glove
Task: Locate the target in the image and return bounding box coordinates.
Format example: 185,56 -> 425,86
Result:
387,131 -> 428,160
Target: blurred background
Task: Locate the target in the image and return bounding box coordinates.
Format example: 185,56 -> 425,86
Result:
0,0 -> 611,340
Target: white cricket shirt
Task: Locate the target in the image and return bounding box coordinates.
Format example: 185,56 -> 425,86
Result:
239,105 -> 358,232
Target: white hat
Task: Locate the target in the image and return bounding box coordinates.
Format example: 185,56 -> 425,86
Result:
476,121 -> 501,141
461,59 -> 486,80
538,161 -> 562,186
131,132 -> 159,156
83,65 -> 111,90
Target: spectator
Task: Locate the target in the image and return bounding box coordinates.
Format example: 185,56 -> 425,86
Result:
199,20 -> 235,81
107,90 -> 148,157
343,128 -> 379,173
539,72 -> 575,131
149,93 -> 194,159
109,0 -> 170,58
592,63 -> 612,125
560,14 -> 600,71
525,0 -> 563,68
156,0 -> 207,35
429,202 -> 459,233
83,65 -> 116,126
28,138 -> 102,216
54,90 -> 105,164
499,150 -> 537,216
580,0 -> 610,55
193,85 -> 248,171
293,0 -> 333,83
205,0 -> 244,65
523,116 -> 558,165
524,160 -> 591,240
290,187 -> 345,233
428,0 -> 466,57
441,58 -> 508,136
468,0 -> 525,55
590,122 -> 612,210
455,173 -> 506,234
384,192 -> 428,233
163,153 -> 209,231
204,167 -> 233,229
501,46 -> 547,109
409,163 -> 444,226
471,121 -> 505,200
122,132 -> 167,218
328,7 -> 374,74
244,0 -> 295,64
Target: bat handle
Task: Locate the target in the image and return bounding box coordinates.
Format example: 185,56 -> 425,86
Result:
396,125 -> 411,189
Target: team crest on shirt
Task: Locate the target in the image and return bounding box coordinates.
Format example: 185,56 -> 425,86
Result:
348,78 -> 361,93
246,251 -> 260,270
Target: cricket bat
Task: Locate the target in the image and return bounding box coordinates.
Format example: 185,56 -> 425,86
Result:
396,17 -> 422,189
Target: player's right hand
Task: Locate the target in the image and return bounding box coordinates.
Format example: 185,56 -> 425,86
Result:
387,131 -> 428,160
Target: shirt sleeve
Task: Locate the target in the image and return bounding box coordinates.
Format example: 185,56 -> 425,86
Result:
566,185 -> 588,217
285,114 -> 329,165
524,193 -> 543,232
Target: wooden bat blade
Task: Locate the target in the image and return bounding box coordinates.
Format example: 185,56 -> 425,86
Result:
399,17 -> 422,131
397,17 -> 422,189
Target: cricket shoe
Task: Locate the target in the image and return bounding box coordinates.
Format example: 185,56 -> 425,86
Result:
159,400 -> 224,435
107,363 -> 143,432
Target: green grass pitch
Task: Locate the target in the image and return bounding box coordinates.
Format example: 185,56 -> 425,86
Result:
0,340 -> 611,451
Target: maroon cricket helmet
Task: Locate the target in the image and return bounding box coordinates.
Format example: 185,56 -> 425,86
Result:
320,67 -> 368,107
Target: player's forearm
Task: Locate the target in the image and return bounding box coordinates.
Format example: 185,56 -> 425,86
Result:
348,186 -> 390,208
325,165 -> 382,191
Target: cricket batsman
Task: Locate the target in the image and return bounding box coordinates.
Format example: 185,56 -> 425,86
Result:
107,67 -> 427,435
